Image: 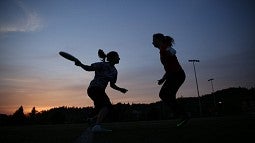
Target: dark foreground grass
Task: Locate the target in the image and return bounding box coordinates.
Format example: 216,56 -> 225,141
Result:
1,115 -> 254,143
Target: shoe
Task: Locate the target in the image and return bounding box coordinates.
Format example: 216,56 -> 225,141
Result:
91,125 -> 112,132
176,117 -> 190,127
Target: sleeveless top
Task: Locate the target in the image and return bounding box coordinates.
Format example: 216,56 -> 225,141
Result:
160,49 -> 183,73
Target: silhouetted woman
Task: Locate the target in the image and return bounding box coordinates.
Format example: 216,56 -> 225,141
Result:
152,33 -> 189,126
75,49 -> 128,132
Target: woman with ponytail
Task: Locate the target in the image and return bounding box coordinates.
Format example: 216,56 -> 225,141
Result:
152,33 -> 189,127
75,49 -> 128,132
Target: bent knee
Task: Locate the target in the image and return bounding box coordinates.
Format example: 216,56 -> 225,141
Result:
159,94 -> 175,103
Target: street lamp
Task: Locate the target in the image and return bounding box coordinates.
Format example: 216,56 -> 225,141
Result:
188,59 -> 202,116
208,78 -> 216,108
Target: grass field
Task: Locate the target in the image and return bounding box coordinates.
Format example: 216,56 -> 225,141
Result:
0,115 -> 254,143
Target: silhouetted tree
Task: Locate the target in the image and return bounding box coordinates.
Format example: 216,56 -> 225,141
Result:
28,107 -> 38,124
12,106 -> 26,124
30,107 -> 37,116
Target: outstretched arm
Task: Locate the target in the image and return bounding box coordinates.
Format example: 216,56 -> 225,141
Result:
75,61 -> 94,71
110,82 -> 128,93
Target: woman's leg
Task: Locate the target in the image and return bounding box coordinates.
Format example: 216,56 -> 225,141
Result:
159,71 -> 186,118
96,106 -> 109,124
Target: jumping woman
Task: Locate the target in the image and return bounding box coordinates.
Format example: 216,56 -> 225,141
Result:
152,33 -> 189,127
75,49 -> 128,132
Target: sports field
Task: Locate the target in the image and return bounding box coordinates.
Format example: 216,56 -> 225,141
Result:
1,116 -> 254,143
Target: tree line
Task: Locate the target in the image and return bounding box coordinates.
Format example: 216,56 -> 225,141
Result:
0,87 -> 254,125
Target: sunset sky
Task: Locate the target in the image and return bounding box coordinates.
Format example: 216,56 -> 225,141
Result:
0,0 -> 254,115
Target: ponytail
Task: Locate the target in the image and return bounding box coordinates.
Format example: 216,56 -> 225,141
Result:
98,49 -> 107,62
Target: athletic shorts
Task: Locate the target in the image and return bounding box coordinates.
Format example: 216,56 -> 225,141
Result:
87,86 -> 112,112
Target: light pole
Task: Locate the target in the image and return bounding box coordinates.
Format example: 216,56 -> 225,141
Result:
188,59 -> 202,116
208,78 -> 216,108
